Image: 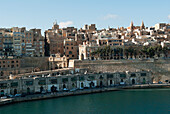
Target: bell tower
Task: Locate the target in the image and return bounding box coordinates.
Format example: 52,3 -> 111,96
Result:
52,20 -> 59,30
140,21 -> 145,30
130,21 -> 134,32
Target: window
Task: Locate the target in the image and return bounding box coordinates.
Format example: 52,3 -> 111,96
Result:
141,73 -> 146,76
71,77 -> 77,82
69,51 -> 72,54
26,81 -> 33,85
51,79 -> 57,84
38,80 -> 46,85
131,73 -> 136,77
62,78 -> 68,83
11,82 -> 18,87
120,74 -> 126,78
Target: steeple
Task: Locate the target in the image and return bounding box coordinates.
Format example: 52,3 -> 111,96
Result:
130,21 -> 134,28
130,21 -> 134,31
140,20 -> 145,30
52,20 -> 59,30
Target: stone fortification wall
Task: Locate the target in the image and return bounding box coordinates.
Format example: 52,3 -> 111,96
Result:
73,59 -> 170,82
21,57 -> 49,71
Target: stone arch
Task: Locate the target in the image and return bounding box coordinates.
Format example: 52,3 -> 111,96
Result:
90,81 -> 94,88
40,86 -> 43,93
81,82 -> 84,88
63,63 -> 66,68
51,85 -> 55,92
58,64 -> 62,69
100,81 -> 103,87
110,80 -> 113,85
1,90 -> 4,96
72,83 -> 75,88
63,84 -> 66,89
14,89 -> 17,95
132,79 -> 135,84
27,87 -> 30,94
143,78 -> 146,84
81,54 -> 84,60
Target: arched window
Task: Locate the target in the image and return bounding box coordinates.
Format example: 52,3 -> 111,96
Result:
69,51 -> 72,54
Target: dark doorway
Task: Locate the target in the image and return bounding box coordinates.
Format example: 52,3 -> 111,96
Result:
63,84 -> 66,89
132,79 -> 135,84
81,82 -> 84,88
72,83 -> 75,88
40,86 -> 43,93
14,89 -> 17,95
90,82 -> 94,88
100,81 -> 103,87
27,87 -> 30,94
81,54 -> 84,60
143,78 -> 146,84
1,90 -> 4,96
51,85 -> 55,93
110,80 -> 113,85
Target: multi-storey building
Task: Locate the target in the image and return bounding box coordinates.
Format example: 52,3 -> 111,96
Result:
64,38 -> 79,59
0,27 -> 44,57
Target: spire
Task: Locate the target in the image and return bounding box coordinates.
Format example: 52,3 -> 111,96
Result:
130,21 -> 134,27
141,20 -> 144,27
140,20 -> 145,30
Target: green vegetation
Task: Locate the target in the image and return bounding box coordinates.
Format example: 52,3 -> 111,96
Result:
91,45 -> 169,59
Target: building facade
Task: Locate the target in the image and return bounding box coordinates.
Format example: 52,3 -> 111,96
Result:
0,71 -> 152,96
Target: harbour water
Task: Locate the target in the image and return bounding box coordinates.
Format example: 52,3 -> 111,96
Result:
0,89 -> 170,114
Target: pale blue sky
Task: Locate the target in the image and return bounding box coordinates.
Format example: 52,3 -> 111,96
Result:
0,0 -> 170,33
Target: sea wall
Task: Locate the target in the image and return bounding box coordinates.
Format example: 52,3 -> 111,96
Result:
0,84 -> 170,106
72,59 -> 170,82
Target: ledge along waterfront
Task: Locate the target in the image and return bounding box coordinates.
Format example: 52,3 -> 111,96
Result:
0,68 -> 169,106
0,83 -> 170,106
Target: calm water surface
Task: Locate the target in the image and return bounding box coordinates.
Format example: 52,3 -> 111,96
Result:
0,89 -> 170,114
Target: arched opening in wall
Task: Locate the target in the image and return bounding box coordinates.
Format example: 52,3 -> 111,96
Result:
72,83 -> 75,88
90,81 -> 94,88
100,81 -> 103,87
14,89 -> 17,95
51,85 -> 55,93
63,63 -> 66,68
63,84 -> 66,89
27,87 -> 30,94
132,79 -> 135,84
59,64 -> 62,69
81,54 -> 84,60
81,82 -> 84,88
91,56 -> 94,60
110,80 -> 113,85
143,78 -> 146,84
40,86 -> 44,93
0,90 -> 4,96
55,66 -> 58,69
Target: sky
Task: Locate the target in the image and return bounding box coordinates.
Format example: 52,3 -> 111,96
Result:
0,0 -> 170,33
